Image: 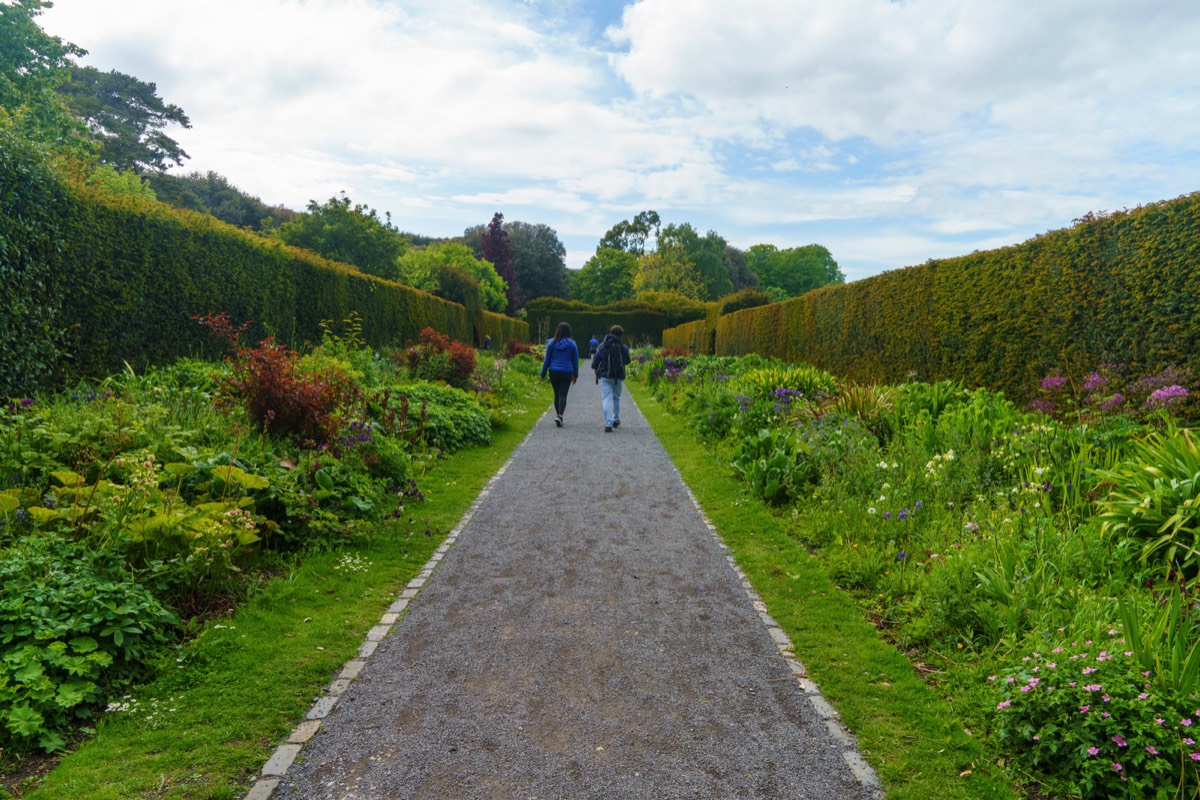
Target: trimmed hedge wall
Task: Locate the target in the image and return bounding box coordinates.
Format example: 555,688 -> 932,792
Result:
663,319 -> 713,354
524,308 -> 667,354
50,186 -> 526,379
682,193 -> 1200,400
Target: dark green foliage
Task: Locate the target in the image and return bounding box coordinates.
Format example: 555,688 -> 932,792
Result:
0,123 -> 66,398
480,212 -> 524,313
572,247 -> 637,305
470,219 -> 569,301
597,210 -> 660,255
660,222 -> 732,301
144,170 -> 296,230
56,66 -> 191,172
270,193 -> 408,280
0,535 -> 178,751
718,287 -> 772,315
34,181 -> 524,382
391,381 -> 491,453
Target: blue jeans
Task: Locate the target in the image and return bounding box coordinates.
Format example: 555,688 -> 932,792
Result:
599,377 -> 623,426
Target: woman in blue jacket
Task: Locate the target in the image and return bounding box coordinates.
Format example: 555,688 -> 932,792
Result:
540,322 -> 579,427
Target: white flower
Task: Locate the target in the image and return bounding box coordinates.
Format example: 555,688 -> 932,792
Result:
867,507 -> 877,515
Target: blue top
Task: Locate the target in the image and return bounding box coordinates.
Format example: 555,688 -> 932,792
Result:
541,337 -> 580,379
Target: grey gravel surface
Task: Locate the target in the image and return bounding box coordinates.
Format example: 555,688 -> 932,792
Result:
272,377 -> 876,799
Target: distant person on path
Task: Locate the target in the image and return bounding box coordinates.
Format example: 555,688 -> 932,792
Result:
540,322 -> 579,428
482,334 -> 492,351
588,333 -> 599,358
591,325 -> 631,433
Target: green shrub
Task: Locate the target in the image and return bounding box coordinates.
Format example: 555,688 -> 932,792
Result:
0,535 -> 178,752
1094,427 -> 1200,578
0,122 -> 67,397
991,629 -> 1200,798
392,382 -> 491,454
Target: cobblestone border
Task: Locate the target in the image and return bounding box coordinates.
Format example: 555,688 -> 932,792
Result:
676,477 -> 884,797
243,420 -> 538,800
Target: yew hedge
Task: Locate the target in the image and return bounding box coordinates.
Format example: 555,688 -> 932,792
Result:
699,193 -> 1200,400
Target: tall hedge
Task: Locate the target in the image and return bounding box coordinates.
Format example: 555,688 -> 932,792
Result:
47,185 -> 524,379
688,193 -> 1200,400
0,123 -> 66,397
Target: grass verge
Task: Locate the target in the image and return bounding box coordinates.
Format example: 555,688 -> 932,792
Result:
631,384 -> 1016,800
15,400 -> 547,800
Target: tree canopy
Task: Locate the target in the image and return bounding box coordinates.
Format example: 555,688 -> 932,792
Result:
396,242 -> 507,313
270,193 -> 409,280
56,65 -> 191,172
464,218 -> 568,303
659,222 -> 732,301
573,247 -> 638,305
146,170 -> 295,230
478,213 -> 523,314
597,210 -> 660,255
0,0 -> 87,146
746,243 -> 844,299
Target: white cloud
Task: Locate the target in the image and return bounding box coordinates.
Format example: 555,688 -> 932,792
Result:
37,0 -> 1200,275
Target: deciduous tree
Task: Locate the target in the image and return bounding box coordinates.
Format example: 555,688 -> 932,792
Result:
597,210 -> 660,254
746,243 -> 843,299
396,242 -> 507,312
270,193 -> 408,280
0,0 -> 87,146
573,247 -> 638,305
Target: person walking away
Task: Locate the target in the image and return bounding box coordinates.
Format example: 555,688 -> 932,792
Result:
591,325 -> 631,432
588,333 -> 599,359
540,322 -> 579,427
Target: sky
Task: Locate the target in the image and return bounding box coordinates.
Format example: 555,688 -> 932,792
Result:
37,0 -> 1200,283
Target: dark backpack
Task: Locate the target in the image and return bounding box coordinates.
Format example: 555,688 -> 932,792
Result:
601,341 -> 625,380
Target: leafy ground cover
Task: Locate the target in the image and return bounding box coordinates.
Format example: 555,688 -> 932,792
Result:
0,317 -> 546,798
634,351 -> 1199,799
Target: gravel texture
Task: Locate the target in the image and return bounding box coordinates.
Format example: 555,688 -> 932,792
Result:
272,378 -> 877,799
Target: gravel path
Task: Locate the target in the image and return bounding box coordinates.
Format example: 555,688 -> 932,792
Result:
265,377 -> 879,799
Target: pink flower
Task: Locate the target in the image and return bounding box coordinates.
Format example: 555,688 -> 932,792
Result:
1112,735 -> 1127,747
1112,763 -> 1123,772
1080,706 -> 1090,713
997,700 -> 1012,710
1087,747 -> 1100,756
1146,746 -> 1159,755
1191,753 -> 1200,762
1156,718 -> 1166,726
1185,738 -> 1195,745
1102,694 -> 1111,703
1183,719 -> 1194,727
987,675 -> 997,682
1082,667 -> 1097,675
1138,693 -> 1149,700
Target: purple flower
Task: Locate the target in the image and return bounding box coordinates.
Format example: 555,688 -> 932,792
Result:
1042,374 -> 1069,391
1099,393 -> 1126,411
896,551 -> 907,561
1029,399 -> 1056,415
1083,372 -> 1108,393
1146,385 -> 1189,409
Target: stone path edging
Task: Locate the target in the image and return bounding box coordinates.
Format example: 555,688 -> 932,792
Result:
243,424 -> 533,800
673,472 -> 882,796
